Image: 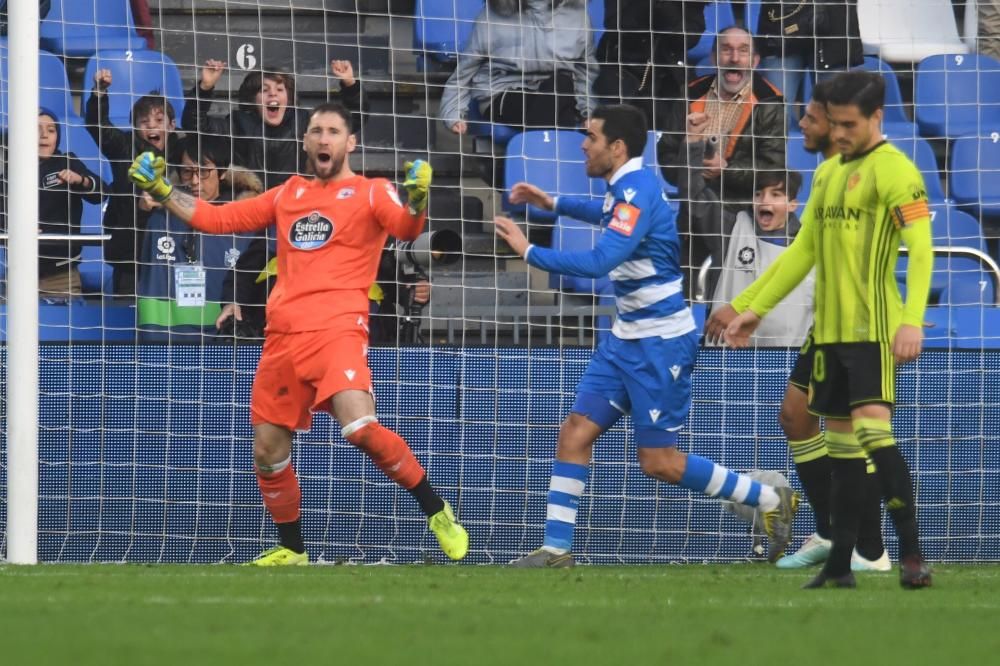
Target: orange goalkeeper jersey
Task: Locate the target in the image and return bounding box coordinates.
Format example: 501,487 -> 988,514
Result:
189,173 -> 425,333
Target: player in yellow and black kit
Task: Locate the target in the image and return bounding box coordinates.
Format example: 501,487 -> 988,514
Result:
725,71 -> 933,589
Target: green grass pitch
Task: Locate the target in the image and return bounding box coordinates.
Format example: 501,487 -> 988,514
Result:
1,564 -> 997,664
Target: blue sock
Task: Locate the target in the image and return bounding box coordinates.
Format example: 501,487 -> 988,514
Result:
679,454 -> 776,509
542,460 -> 589,554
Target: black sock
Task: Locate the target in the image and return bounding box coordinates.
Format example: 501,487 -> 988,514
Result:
277,520 -> 305,554
869,446 -> 922,559
793,454 -> 833,539
855,466 -> 886,561
823,458 -> 867,577
408,475 -> 446,517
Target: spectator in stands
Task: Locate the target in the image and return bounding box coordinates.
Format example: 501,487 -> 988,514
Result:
438,0 -> 597,135
182,59 -> 367,190
593,0 -> 707,130
755,0 -> 864,122
4,109 -> 107,301
0,0 -> 50,35
86,69 -> 178,296
980,2 -> 1000,60
136,134 -> 262,339
130,0 -> 156,50
658,25 -> 786,297
688,168 -> 813,346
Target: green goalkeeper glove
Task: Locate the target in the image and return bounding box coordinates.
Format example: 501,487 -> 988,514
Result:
403,159 -> 432,214
128,152 -> 173,202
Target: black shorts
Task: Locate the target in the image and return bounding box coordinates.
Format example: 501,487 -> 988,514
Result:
788,328 -> 815,391
807,342 -> 895,419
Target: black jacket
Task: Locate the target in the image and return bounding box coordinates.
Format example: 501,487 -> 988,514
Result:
37,152 -> 106,277
85,90 -> 171,275
595,1 -> 707,107
756,0 -> 864,70
181,81 -> 368,191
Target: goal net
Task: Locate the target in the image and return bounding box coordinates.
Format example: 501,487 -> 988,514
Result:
1,0 -> 998,564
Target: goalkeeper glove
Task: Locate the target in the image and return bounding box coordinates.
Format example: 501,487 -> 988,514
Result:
128,152 -> 173,202
403,159 -> 432,214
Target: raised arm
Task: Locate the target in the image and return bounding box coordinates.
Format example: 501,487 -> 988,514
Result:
85,69 -> 133,161
128,152 -> 277,233
182,59 -> 232,136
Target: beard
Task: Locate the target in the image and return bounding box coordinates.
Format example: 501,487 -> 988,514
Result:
805,134 -> 831,155
311,152 -> 345,180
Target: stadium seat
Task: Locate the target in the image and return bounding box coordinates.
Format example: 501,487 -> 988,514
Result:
915,53 -> 1000,139
687,2 -> 737,63
949,134 -> 1000,220
412,0 -> 483,70
785,133 -> 823,202
800,57 -> 915,136
40,0 -> 147,58
882,132 -> 947,202
897,255 -> 998,307
0,44 -> 75,132
642,131 -> 679,201
82,50 -> 186,132
929,204 -> 988,251
952,304 -> 1000,348
921,306 -> 956,348
550,216 -> 611,294
503,130 -> 606,222
857,0 -> 968,64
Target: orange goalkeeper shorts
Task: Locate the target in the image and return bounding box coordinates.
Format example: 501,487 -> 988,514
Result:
250,317 -> 372,431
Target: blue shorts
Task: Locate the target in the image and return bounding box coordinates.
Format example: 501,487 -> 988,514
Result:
573,330 -> 698,447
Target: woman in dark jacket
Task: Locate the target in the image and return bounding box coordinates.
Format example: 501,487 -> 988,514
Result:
182,59 -> 368,190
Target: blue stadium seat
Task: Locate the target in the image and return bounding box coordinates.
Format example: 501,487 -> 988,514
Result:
800,58 -> 916,137
883,132 -> 947,201
952,305 -> 1000,348
949,134 -> 1000,219
40,0 -> 146,58
897,255 -> 997,306
687,2 -> 737,63
588,0 -> 605,47
642,130 -> 679,201
0,44 -> 75,132
929,204 -> 987,250
921,306 -> 956,348
413,0 -> 483,70
0,304 -> 135,342
549,216 -> 611,294
82,49 -> 186,131
503,130 -> 606,222
785,133 -> 823,202
915,53 -> 1000,139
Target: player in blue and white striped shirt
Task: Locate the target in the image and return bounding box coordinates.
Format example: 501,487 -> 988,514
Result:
495,105 -> 799,567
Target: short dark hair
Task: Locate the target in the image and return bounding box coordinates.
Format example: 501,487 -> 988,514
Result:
756,170 -> 803,199
170,133 -> 232,171
132,93 -> 175,124
309,101 -> 354,134
590,104 -> 648,158
810,78 -> 834,106
713,24 -> 757,58
825,71 -> 885,117
238,70 -> 297,106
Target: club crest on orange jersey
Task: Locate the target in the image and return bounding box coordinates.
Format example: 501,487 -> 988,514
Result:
289,211 -> 334,250
336,187 -> 355,199
608,203 -> 640,236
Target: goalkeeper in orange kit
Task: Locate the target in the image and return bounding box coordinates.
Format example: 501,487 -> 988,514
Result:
128,101 -> 468,565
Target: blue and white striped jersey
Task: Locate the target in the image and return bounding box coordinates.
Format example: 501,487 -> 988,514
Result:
525,157 -> 695,340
